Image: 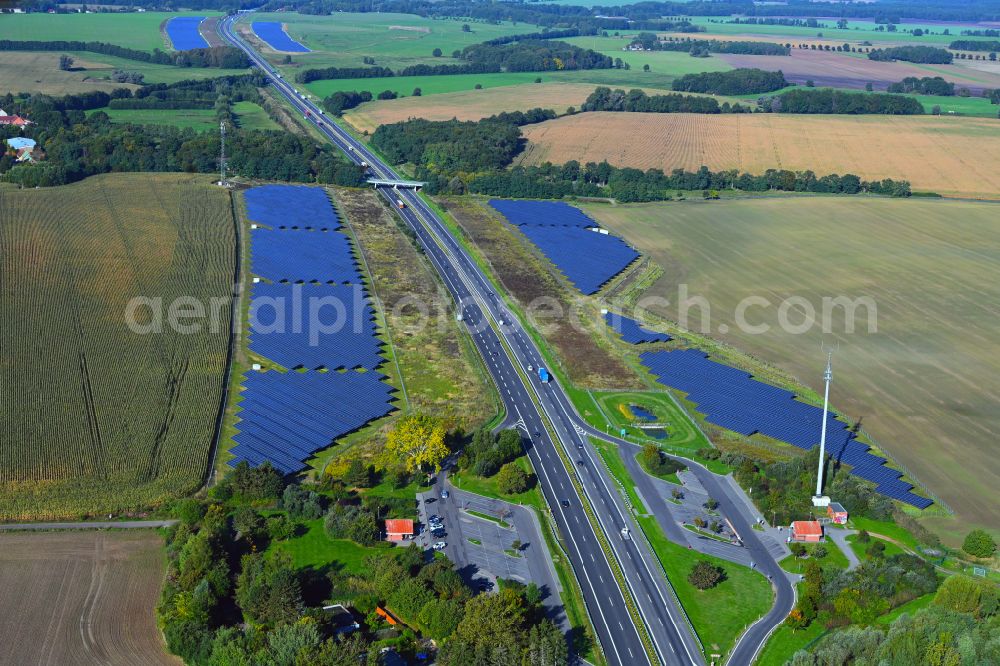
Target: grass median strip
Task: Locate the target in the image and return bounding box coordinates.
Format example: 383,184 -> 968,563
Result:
466,509 -> 511,529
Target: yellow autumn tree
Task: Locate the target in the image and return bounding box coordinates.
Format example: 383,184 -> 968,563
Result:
383,413 -> 449,473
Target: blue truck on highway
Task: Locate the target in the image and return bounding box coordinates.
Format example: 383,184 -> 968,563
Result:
538,367 -> 550,383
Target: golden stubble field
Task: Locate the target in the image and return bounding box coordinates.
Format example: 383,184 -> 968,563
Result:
0,530 -> 177,665
518,112 -> 1000,199
581,196 -> 1000,540
343,82 -> 610,133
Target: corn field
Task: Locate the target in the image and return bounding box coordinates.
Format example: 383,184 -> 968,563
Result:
0,173 -> 236,520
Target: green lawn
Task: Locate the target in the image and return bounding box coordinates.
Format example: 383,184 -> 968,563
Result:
271,517 -> 393,574
232,101 -> 281,130
563,35 -> 733,78
90,102 -> 276,131
66,51 -> 251,85
450,455 -> 544,512
756,616 -> 827,666
249,12 -> 529,74
686,16 -> 992,46
637,514 -> 773,657
590,438 -> 647,511
845,533 -> 905,561
0,11 -> 218,52
848,517 -> 920,550
780,540 -> 850,574
876,592 -> 935,625
591,390 -> 711,456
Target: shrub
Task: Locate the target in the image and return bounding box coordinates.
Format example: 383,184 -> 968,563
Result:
688,560 -> 726,589
497,462 -> 532,495
962,529 -> 997,558
790,542 -> 807,557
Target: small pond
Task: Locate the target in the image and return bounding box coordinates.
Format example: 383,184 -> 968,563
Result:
630,404 -> 658,421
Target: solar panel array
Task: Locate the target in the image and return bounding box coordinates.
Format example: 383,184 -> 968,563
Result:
231,185 -> 394,474
231,371 -> 394,474
166,16 -> 209,50
252,21 -> 311,53
248,283 -> 383,371
488,199 -> 596,227
641,349 -> 932,508
604,312 -> 672,344
489,200 -> 639,295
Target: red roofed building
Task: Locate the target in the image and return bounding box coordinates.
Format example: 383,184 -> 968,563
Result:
827,502 -> 848,525
385,518 -> 414,542
0,115 -> 32,127
790,520 -> 824,542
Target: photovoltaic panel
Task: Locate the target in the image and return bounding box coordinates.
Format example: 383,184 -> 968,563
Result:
605,312 -> 672,344
489,199 -> 597,227
489,199 -> 639,295
250,227 -> 359,284
245,185 -> 339,230
252,21 -> 311,53
641,349 -> 931,509
166,17 -> 209,50
229,370 -> 394,474
248,283 -> 383,370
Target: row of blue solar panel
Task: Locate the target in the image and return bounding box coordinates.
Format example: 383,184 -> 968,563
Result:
248,283 -> 383,371
245,185 -> 340,230
641,349 -> 932,509
166,16 -> 208,50
230,371 -> 394,474
252,21 -> 311,53
604,312 -> 672,344
488,199 -> 597,227
490,200 -> 640,295
519,225 -> 639,295
230,186 -> 392,474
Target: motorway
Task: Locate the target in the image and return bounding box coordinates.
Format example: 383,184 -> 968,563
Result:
219,14 -> 788,665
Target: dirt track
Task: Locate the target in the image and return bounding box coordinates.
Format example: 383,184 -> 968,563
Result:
0,531 -> 177,665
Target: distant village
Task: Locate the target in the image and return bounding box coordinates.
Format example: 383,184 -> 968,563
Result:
1,110 -> 40,164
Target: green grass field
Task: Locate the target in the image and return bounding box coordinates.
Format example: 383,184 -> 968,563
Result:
686,16 -> 995,45
780,540 -> 851,574
88,102 -> 277,131
0,173 -> 235,520
582,197 -> 1000,544
0,11 -> 218,52
245,12 -> 527,73
590,390 -> 710,456
273,517 -> 391,573
756,616 -> 827,666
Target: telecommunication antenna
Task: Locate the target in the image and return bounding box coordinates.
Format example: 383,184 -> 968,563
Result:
812,349 -> 834,507
219,121 -> 227,186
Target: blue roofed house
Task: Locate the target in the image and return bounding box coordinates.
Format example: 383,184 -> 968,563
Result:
6,137 -> 36,152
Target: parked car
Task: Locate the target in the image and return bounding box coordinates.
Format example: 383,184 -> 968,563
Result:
441,490 -> 450,499
432,541 -> 447,550
431,528 -> 446,538
428,515 -> 440,523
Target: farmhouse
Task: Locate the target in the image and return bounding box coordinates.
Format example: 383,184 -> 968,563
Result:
385,518 -> 414,541
789,520 -> 824,542
6,138 -> 36,152
0,114 -> 32,127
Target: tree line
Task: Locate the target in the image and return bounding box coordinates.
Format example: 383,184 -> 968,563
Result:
0,39 -> 249,68
759,88 -> 924,115
868,45 -> 954,64
0,84 -> 365,188
671,69 -> 788,95
949,39 -> 1000,52
887,76 -> 955,96
629,33 -> 790,56
581,87 -> 751,114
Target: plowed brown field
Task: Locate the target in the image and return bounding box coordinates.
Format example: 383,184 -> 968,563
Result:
0,530 -> 176,665
518,112 -> 1000,199
344,82 -> 607,133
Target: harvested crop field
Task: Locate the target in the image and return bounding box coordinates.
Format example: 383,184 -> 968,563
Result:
518,112 -> 1000,199
581,196 -> 1000,540
343,82 -> 600,132
0,530 -> 176,665
0,51 -> 141,95
0,173 -> 236,519
718,50 -> 1000,93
